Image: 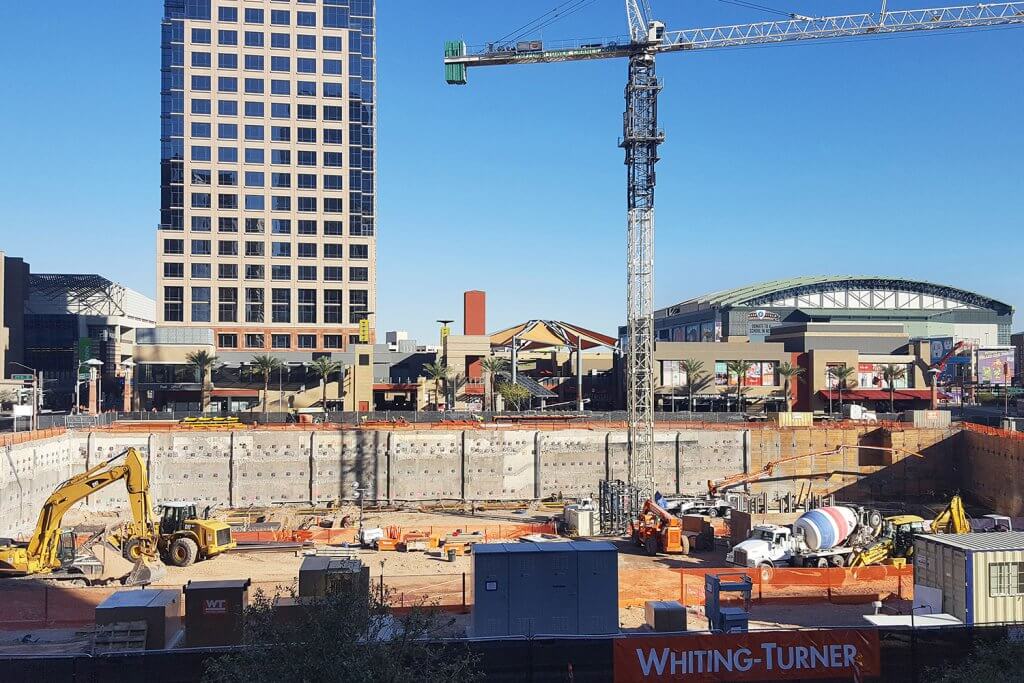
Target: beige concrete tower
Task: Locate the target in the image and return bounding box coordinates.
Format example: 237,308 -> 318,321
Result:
157,0 -> 376,352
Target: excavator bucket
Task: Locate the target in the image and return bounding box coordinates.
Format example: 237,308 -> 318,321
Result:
125,559 -> 167,586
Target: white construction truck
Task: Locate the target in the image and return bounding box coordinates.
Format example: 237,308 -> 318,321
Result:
726,506 -> 884,570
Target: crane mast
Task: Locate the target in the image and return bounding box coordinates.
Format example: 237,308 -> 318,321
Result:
622,46 -> 662,506
444,2 -> 1024,521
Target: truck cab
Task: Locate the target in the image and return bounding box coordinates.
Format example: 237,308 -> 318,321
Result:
726,524 -> 793,569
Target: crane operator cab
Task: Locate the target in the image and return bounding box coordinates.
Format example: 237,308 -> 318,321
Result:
157,502 -> 236,567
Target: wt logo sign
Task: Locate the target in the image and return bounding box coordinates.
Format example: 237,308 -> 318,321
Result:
204,599 -> 227,614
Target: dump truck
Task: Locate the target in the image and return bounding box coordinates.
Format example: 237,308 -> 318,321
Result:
726,505 -> 885,570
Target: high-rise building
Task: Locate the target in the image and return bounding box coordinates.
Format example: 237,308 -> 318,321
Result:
157,0 -> 376,353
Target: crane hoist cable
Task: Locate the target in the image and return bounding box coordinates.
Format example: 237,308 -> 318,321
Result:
493,0 -> 601,48
716,0 -> 797,18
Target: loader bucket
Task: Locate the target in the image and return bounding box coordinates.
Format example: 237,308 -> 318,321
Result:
125,559 -> 167,586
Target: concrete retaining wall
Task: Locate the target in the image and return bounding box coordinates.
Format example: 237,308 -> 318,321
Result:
0,425 -> 973,536
960,429 -> 1024,516
0,434 -> 76,536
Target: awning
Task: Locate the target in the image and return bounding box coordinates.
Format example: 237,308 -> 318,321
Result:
817,389 -> 942,401
490,319 -> 616,351
210,388 -> 260,398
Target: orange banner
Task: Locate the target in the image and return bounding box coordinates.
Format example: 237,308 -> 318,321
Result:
613,629 -> 880,682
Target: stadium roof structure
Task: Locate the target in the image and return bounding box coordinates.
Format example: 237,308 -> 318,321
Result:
28,273 -> 126,316
490,320 -> 617,351
660,276 -> 1013,316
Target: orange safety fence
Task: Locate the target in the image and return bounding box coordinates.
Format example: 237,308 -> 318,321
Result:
679,565 -> 914,607
1,427 -> 66,447
962,421 -> 1024,442
619,568 -> 687,608
232,522 -> 556,546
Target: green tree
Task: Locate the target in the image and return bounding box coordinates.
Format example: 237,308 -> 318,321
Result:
776,362 -> 805,413
204,586 -> 480,683
422,361 -> 451,411
250,355 -> 284,417
307,356 -> 343,412
479,356 -> 509,412
828,365 -> 856,412
497,381 -> 531,411
186,350 -> 219,412
680,358 -> 708,413
881,363 -> 907,413
726,360 -> 753,412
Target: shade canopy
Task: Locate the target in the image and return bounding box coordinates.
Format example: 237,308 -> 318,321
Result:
489,320 -> 616,351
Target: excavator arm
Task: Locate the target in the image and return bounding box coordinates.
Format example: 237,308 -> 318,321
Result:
24,448 -> 159,571
931,494 -> 970,534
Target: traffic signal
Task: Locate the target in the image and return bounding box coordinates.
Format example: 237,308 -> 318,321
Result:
358,318 -> 370,343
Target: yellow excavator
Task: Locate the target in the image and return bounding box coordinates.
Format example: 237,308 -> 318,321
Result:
0,448 -> 234,585
850,496 -> 971,567
930,494 -> 971,535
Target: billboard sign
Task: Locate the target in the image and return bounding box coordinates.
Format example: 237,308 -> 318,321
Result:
77,338 -> 92,380
614,629 -> 880,681
977,348 -> 1014,385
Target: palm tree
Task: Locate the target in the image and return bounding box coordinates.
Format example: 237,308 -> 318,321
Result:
776,362 -> 805,412
250,354 -> 283,417
422,361 -> 451,411
307,356 -> 342,412
480,356 -> 509,412
828,365 -> 856,412
186,350 -> 218,412
881,364 -> 907,413
726,360 -> 753,412
679,359 -> 706,413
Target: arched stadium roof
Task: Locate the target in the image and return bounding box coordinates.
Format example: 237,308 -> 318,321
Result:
666,276 -> 1012,315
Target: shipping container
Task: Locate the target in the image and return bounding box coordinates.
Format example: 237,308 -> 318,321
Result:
95,589 -> 182,650
183,579 -> 251,647
471,541 -> 617,638
914,532 -> 1024,625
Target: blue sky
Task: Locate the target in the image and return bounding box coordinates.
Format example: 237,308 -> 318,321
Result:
0,2 -> 1021,342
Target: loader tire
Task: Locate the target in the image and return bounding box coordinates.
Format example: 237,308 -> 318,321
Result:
168,537 -> 198,567
123,538 -> 145,562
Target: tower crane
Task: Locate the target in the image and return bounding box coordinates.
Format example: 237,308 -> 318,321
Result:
444,2 -> 1024,519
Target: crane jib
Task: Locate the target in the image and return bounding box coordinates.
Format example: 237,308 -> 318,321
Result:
445,1 -> 1024,81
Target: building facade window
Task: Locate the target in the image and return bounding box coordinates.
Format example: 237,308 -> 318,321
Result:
272,288 -> 291,323
191,286 -> 211,322
298,289 -> 316,323
245,287 -> 265,322
218,288 -> 238,322
164,286 -> 184,322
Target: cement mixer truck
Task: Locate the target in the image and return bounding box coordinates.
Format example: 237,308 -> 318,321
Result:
726,505 -> 885,570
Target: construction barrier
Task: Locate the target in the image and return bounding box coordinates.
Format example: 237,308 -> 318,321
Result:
679,565 -> 913,607
962,421 -> 1024,442
619,568 -> 687,608
0,427 -> 66,447
231,522 -> 556,546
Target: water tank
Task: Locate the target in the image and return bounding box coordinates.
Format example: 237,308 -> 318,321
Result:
796,506 -> 859,550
